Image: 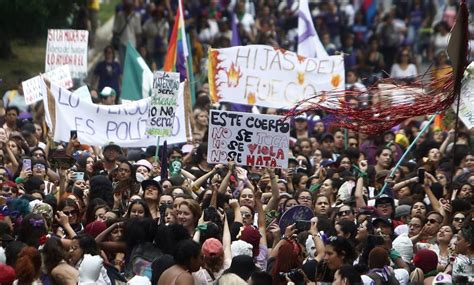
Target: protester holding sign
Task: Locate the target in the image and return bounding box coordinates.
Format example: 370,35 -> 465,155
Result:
0,1 -> 473,285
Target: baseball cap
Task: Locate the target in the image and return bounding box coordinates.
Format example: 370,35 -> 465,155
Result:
320,133 -> 334,142
295,113 -> 308,121
103,142 -> 122,154
371,216 -> 393,227
375,194 -> 394,207
395,204 -> 411,218
100,87 -> 117,97
202,238 -> 224,257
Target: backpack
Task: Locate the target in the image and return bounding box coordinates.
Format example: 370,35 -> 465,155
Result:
125,242 -> 162,279
366,272 -> 400,285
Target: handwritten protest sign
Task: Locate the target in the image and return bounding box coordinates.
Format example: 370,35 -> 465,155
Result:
207,110 -> 290,168
146,71 -> 180,136
44,82 -> 187,147
208,45 -> 344,109
456,77 -> 474,129
22,66 -> 73,105
45,29 -> 88,79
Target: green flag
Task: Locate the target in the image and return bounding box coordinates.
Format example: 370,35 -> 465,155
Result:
121,42 -> 153,101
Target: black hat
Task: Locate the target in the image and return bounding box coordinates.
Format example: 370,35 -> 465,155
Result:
141,179 -> 161,193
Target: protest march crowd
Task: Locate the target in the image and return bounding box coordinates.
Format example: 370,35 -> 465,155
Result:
1,0 -> 474,284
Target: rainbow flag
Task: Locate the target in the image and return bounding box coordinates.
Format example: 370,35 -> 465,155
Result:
163,0 -> 188,81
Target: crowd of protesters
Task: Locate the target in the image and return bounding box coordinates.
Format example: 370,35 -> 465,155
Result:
1,0 -> 474,284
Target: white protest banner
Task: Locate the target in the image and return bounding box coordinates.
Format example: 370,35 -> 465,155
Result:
45,82 -> 187,147
208,45 -> 344,109
146,71 -> 180,136
45,29 -> 88,79
22,65 -> 73,105
207,110 -> 290,168
455,77 -> 474,129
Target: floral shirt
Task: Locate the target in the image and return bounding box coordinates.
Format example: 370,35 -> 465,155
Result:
452,254 -> 474,282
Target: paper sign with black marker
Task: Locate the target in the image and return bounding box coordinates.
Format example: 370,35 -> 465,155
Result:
207,110 -> 290,168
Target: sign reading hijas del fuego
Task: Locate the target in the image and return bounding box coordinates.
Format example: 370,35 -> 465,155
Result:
208,45 -> 345,109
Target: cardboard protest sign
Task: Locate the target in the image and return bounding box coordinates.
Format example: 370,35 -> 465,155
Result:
146,71 -> 180,136
207,110 -> 290,168
45,29 -> 88,80
44,82 -> 187,147
208,45 -> 344,109
22,66 -> 73,105
456,77 -> 474,129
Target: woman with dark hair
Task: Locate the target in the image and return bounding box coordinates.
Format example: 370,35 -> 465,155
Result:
84,198 -> 108,226
68,234 -> 111,284
333,264 -> 363,285
316,236 -> 357,282
158,240 -> 204,285
335,220 -> 357,241
42,237 -> 79,284
125,199 -> 152,219
294,190 -> 313,209
448,222 -> 474,282
17,213 -> 47,248
186,142 -> 211,179
14,246 -> 42,284
112,161 -> 140,212
57,198 -> 83,235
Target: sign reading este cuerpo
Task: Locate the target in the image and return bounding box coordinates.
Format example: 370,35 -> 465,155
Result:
207,110 -> 290,168
146,71 -> 180,137
208,45 -> 344,109
45,29 -> 88,79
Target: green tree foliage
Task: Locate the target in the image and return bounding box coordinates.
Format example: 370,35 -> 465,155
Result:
0,0 -> 82,58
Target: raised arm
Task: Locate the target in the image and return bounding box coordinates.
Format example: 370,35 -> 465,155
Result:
355,160 -> 368,208
254,190 -> 267,247
218,162 -> 235,194
265,168 -> 280,212
190,164 -> 222,192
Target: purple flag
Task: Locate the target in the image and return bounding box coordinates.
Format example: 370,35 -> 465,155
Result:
231,13 -> 241,46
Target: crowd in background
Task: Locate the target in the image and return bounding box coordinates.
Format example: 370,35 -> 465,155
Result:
0,0 -> 474,284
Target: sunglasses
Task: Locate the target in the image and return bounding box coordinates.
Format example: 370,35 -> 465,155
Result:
337,210 -> 352,217
426,218 -> 440,224
454,217 -> 465,223
62,210 -> 78,216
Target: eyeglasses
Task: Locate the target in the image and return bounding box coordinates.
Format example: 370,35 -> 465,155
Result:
62,210 -> 78,216
33,164 -> 46,170
337,210 -> 352,217
454,217 -> 465,223
409,223 -> 421,229
426,218 -> 441,224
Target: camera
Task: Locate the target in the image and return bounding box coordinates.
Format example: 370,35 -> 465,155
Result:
279,269 -> 304,282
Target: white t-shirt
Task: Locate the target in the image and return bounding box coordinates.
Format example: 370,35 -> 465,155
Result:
390,64 -> 418,79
